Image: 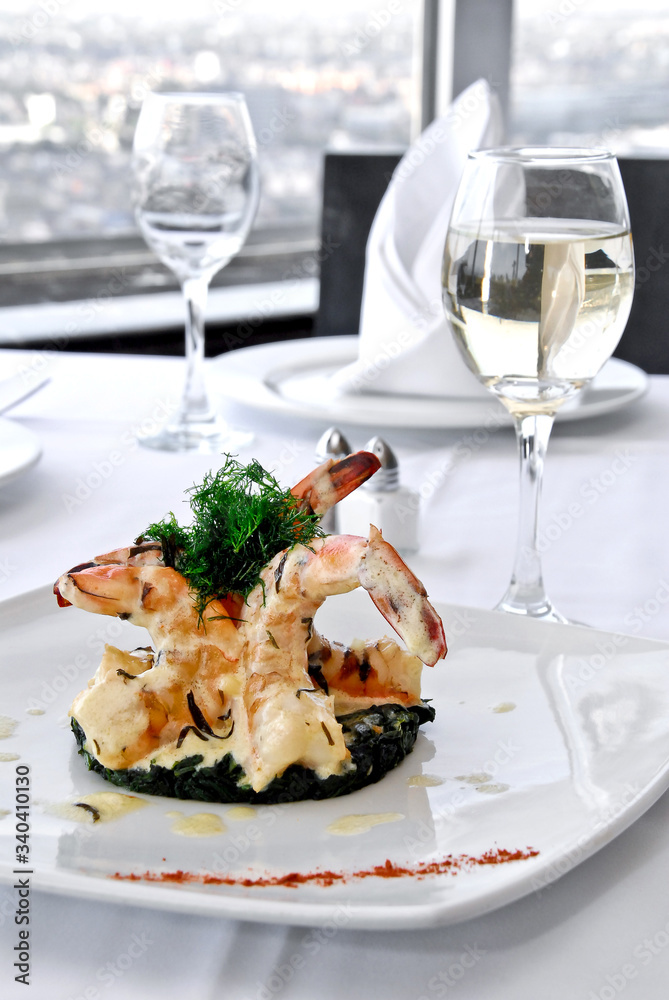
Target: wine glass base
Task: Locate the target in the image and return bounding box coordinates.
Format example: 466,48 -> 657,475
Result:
494,594 -> 571,625
138,417 -> 253,454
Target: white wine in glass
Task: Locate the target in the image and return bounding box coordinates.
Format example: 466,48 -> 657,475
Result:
442,148 -> 634,622
132,92 -> 259,452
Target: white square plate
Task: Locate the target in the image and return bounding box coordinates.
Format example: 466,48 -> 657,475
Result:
1,585 -> 668,929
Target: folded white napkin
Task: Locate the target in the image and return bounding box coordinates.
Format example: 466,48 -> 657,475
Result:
332,80 -> 504,399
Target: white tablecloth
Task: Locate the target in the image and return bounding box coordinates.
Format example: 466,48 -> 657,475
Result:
1,346 -> 668,999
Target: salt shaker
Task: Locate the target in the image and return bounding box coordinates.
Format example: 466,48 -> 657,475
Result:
315,426 -> 351,534
337,436 -> 419,553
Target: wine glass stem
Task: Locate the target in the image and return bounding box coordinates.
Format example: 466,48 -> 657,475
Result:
181,275 -> 215,425
499,412 -> 556,617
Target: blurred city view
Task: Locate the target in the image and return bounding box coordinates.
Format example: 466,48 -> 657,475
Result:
510,0 -> 669,155
0,0 -> 666,286
0,1 -> 419,247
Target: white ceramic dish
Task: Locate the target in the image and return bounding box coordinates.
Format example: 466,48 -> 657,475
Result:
0,417 -> 42,487
212,336 -> 648,429
2,585 -> 669,929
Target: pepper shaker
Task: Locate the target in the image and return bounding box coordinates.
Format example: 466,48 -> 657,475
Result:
315,426 -> 351,534
337,435 -> 419,553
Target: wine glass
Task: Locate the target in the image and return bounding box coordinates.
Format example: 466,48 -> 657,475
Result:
442,147 -> 634,623
132,92 -> 259,452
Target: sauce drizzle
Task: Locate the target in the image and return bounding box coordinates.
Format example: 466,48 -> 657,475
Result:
326,812 -> 404,836
0,717 -> 18,740
166,811 -> 226,837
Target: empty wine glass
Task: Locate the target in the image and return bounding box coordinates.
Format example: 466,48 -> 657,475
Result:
442,147 -> 634,623
132,92 -> 259,452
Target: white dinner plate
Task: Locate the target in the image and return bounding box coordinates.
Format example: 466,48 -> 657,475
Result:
2,585 -> 669,929
0,417 -> 42,487
212,336 -> 648,429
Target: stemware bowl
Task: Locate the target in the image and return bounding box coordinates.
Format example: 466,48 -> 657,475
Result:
132,91 -> 259,452
442,147 -> 634,623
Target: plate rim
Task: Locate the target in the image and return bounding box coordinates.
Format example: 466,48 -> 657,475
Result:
2,583 -> 669,929
212,336 -> 649,429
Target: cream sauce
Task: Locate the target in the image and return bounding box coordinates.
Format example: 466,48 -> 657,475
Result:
455,772 -> 493,785
407,774 -> 444,787
226,806 -> 256,821
492,702 -> 516,713
167,811 -> 226,837
326,812 -> 404,836
48,792 -> 147,824
67,523 -> 436,794
0,716 -> 18,739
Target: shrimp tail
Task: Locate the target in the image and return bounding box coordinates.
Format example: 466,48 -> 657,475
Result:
362,526 -> 447,667
291,450 -> 380,516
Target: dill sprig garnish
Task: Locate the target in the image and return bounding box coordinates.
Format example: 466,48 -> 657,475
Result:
138,455 -> 323,620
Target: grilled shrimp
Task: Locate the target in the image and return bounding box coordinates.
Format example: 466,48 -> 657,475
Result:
246,527 -> 445,668
54,451 -> 446,791
290,451 -> 380,515
53,450 -> 381,615
234,526 -> 445,788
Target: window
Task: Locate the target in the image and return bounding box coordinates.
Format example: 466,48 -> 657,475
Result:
510,0 -> 669,155
5,0 -> 665,343
0,0 -> 423,327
